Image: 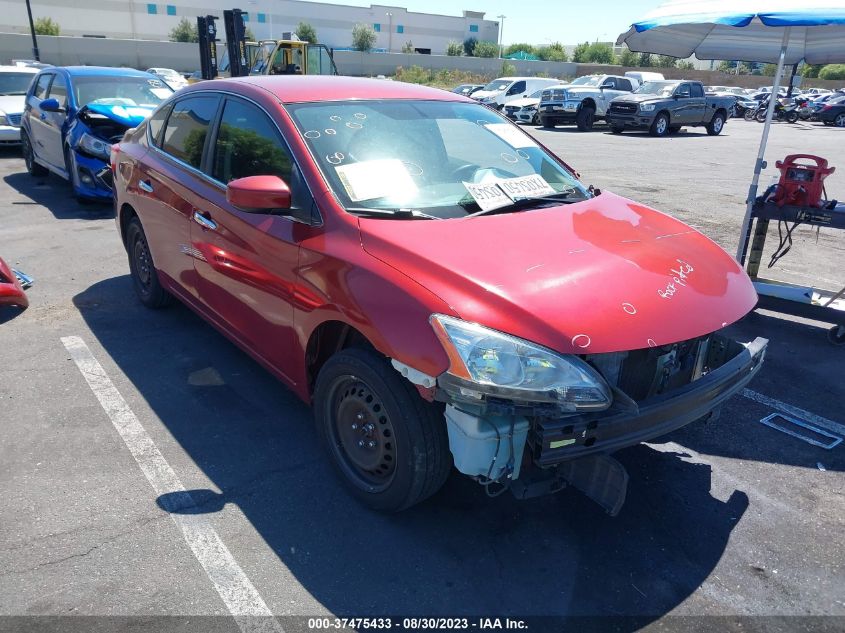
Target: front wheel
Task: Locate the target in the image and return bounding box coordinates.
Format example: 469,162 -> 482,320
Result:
707,112 -> 725,135
785,111 -> 799,123
126,216 -> 174,309
540,116 -> 555,129
575,106 -> 595,131
744,109 -> 757,121
649,112 -> 669,137
610,124 -> 624,134
314,348 -> 452,512
835,113 -> 845,128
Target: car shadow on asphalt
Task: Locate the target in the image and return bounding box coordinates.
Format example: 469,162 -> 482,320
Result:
72,274 -> 754,624
2,172 -> 112,221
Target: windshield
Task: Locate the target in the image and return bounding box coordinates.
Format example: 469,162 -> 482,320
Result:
155,69 -> 181,80
73,76 -> 173,107
570,76 -> 602,87
482,80 -> 512,92
0,72 -> 35,96
287,100 -> 589,219
635,81 -> 679,96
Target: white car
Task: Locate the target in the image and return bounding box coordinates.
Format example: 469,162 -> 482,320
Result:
503,88 -> 547,124
471,77 -> 560,109
0,65 -> 39,145
145,68 -> 188,90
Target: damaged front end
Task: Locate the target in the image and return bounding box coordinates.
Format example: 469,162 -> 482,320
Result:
424,315 -> 767,515
0,255 -> 32,310
67,104 -> 148,198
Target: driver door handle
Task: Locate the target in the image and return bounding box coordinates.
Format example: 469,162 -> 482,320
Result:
193,211 -> 217,231
138,179 -> 154,193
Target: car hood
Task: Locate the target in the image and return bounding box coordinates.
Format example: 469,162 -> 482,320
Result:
0,95 -> 25,115
507,97 -> 540,108
612,93 -> 670,103
83,103 -> 156,127
359,191 -> 757,355
472,89 -> 503,100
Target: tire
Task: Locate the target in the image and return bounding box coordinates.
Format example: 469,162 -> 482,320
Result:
314,348 -> 452,512
21,131 -> 48,177
531,110 -> 540,125
823,121 -> 834,126
575,105 -> 595,131
126,216 -> 174,309
744,109 -> 757,121
707,111 -> 725,135
540,115 -> 555,129
610,124 -> 624,134
668,125 -> 681,135
785,111 -> 799,123
835,113 -> 845,128
649,112 -> 669,137
828,325 -> 845,346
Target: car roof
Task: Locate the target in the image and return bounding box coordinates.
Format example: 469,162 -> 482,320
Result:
52,66 -> 156,78
198,76 -> 474,104
0,65 -> 39,74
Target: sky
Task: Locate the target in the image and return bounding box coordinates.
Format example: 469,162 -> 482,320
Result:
305,0 -> 663,45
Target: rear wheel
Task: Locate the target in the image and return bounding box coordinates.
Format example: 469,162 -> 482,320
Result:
126,216 -> 174,309
314,348 -> 451,512
744,109 -> 757,121
575,105 -> 595,131
610,124 -> 624,134
707,111 -> 725,135
21,132 -> 48,177
835,113 -> 845,127
785,111 -> 799,123
540,115 -> 555,129
650,112 -> 669,137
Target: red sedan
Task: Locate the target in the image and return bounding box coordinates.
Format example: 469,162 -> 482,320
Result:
112,76 -> 766,513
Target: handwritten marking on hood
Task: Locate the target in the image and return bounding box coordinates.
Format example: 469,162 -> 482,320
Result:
647,338 -> 657,348
571,334 -> 591,349
655,230 -> 696,240
526,263 -> 544,272
622,302 -> 637,315
658,259 -> 694,299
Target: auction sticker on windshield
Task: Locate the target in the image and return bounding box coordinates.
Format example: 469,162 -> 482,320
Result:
335,159 -> 418,202
463,174 -> 557,211
462,181 -> 512,211
483,123 -> 538,149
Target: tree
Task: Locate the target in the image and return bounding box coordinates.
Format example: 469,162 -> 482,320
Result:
677,60 -> 695,71
819,64 -> 845,80
446,41 -> 463,56
761,63 -> 777,76
655,55 -> 678,68
401,40 -> 414,54
717,60 -> 735,73
352,23 -> 377,52
536,42 -> 568,62
504,43 -> 535,56
34,17 -> 60,36
585,42 -> 614,64
637,52 -> 652,67
463,37 -> 477,56
617,48 -> 638,67
572,42 -> 590,63
473,40 -> 499,58
802,63 -> 823,78
296,21 -> 317,43
169,17 -> 198,43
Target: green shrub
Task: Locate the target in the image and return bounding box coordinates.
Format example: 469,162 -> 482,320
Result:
505,43 -> 535,56
501,62 -> 517,76
474,41 -> 499,58
34,17 -> 60,36
536,42 -> 568,62
446,41 -> 463,56
352,23 -> 377,52
463,37 -> 477,56
572,42 -> 590,63
617,48 -> 638,67
586,43 -> 615,64
655,55 -> 678,68
819,64 -> 845,80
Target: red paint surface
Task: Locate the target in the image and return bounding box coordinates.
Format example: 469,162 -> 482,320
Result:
0,256 -> 28,309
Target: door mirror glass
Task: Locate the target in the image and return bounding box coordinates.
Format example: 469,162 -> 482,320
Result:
40,98 -> 63,112
227,175 -> 291,212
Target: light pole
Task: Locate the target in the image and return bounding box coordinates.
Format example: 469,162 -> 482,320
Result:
24,0 -> 40,61
386,12 -> 393,52
496,14 -> 505,58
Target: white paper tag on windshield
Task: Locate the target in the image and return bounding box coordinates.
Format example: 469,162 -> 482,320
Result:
462,181 -> 512,211
335,159 -> 418,202
484,123 -> 538,149
151,88 -> 173,99
497,174 -> 557,199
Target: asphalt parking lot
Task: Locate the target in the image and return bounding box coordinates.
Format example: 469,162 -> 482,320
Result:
1,116 -> 844,632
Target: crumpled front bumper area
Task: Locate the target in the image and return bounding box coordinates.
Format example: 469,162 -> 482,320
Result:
71,150 -> 113,199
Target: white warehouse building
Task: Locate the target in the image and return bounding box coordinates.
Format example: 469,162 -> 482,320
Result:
0,0 -> 500,55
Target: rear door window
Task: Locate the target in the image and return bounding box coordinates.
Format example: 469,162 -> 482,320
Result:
160,95 -> 220,170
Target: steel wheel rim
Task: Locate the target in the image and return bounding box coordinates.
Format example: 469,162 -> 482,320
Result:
132,233 -> 153,292
327,377 -> 397,491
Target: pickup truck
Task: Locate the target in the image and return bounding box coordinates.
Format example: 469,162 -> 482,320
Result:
606,80 -> 733,137
538,74 -> 639,131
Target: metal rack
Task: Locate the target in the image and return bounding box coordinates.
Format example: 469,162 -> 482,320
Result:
740,199 -> 845,345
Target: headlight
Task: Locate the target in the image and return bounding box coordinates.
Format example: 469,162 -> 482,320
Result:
430,314 -> 612,412
0,112 -> 7,126
77,132 -> 111,160
523,105 -> 537,112
640,103 -> 656,112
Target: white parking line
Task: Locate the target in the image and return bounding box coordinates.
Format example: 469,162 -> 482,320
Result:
741,388 -> 845,438
61,336 -> 283,633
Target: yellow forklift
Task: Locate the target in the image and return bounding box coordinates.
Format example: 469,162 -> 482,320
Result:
198,9 -> 338,80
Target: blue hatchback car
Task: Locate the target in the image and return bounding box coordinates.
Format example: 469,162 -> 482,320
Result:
21,66 -> 173,202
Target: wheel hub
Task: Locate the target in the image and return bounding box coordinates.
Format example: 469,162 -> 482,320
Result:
333,381 -> 396,484
134,237 -> 152,288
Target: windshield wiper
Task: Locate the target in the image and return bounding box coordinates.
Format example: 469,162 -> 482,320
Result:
464,192 -> 584,219
346,207 -> 442,220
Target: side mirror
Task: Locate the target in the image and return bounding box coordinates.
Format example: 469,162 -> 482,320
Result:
40,98 -> 63,113
226,175 -> 291,212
